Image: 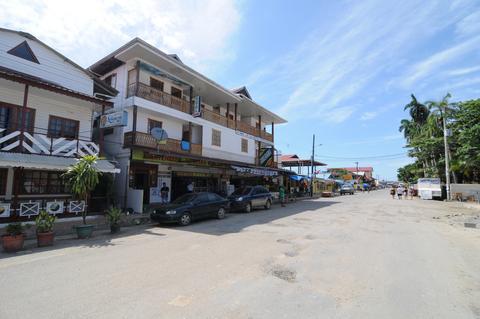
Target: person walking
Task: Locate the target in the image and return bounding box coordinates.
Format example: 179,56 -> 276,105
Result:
397,185 -> 404,199
390,186 -> 396,199
187,181 -> 194,193
279,185 -> 286,207
160,182 -> 169,204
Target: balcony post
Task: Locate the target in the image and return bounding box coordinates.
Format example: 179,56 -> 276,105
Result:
271,122 -> 274,143
99,103 -> 106,157
134,60 -> 140,96
258,115 -> 261,137
132,105 -> 138,145
189,86 -> 194,114
226,103 -> 230,128
19,84 -> 29,152
234,103 -> 238,130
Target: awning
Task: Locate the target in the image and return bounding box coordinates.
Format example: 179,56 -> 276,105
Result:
289,175 -> 308,181
0,153 -> 120,173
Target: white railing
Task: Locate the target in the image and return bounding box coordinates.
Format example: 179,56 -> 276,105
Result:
0,129 -> 99,157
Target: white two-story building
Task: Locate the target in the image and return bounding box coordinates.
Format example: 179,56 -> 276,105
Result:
89,38 -> 286,210
0,28 -> 118,222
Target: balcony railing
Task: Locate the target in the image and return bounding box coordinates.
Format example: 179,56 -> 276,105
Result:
127,82 -> 190,113
0,129 -> 99,157
126,82 -> 273,143
124,131 -> 202,156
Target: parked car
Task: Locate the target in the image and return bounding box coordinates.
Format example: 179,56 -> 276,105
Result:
228,186 -> 273,213
150,192 -> 229,226
340,184 -> 355,195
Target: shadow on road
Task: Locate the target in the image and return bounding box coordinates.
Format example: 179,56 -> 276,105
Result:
158,198 -> 339,236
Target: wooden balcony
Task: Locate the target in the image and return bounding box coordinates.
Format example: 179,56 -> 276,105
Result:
0,129 -> 99,157
127,82 -> 190,114
124,131 -> 202,156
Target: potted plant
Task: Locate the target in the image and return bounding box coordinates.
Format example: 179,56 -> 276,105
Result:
64,155 -> 101,239
106,207 -> 123,234
2,223 -> 26,252
35,210 -> 56,247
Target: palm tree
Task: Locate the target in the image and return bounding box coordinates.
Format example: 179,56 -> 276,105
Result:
63,155 -> 101,225
404,94 -> 430,124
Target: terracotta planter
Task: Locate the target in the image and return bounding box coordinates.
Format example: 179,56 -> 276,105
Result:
2,234 -> 25,252
37,231 -> 54,247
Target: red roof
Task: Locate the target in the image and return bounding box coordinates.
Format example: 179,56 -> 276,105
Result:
280,154 -> 299,162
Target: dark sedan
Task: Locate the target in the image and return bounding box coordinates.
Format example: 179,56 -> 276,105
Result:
150,192 -> 229,226
228,185 -> 272,213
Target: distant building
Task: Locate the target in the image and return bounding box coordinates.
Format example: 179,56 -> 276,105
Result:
328,167 -> 374,180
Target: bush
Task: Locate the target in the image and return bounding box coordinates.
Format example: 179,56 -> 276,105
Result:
105,207 -> 123,225
6,223 -> 25,236
35,211 -> 56,233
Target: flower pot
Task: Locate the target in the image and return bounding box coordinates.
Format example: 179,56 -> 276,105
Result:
110,224 -> 121,234
2,234 -> 25,252
75,225 -> 94,239
37,231 -> 54,247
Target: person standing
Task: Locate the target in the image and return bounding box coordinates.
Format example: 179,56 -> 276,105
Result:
187,181 -> 194,193
279,185 -> 286,207
397,185 -> 404,199
160,182 -> 169,204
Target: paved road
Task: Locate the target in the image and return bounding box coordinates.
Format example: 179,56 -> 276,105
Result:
1,191 -> 479,319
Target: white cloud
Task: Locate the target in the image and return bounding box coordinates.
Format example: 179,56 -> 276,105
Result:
0,0 -> 241,72
446,65 -> 480,76
323,106 -> 355,124
360,111 -> 378,121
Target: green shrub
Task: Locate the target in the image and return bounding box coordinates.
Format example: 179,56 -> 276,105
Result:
105,207 -> 123,225
35,211 -> 56,233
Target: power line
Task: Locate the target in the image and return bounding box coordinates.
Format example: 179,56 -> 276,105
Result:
315,152 -> 408,160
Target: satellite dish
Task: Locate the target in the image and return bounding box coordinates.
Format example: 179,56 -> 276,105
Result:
151,127 -> 168,142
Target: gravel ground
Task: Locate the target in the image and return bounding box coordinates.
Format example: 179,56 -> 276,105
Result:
1,190 -> 479,319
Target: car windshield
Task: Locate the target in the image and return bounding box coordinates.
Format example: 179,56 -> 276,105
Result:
231,187 -> 252,196
172,194 -> 197,204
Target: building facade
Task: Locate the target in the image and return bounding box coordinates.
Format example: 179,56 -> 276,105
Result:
89,38 -> 286,211
0,28 -> 118,222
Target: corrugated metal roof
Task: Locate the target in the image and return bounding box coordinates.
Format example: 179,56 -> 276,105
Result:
0,153 -> 120,173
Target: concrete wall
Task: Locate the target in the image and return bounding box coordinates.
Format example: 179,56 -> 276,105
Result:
451,184 -> 480,199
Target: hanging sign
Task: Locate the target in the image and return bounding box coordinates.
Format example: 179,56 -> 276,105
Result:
100,111 -> 128,128
259,148 -> 274,167
231,165 -> 278,176
46,201 -> 64,215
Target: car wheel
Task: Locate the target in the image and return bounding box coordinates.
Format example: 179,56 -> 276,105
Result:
264,199 -> 271,210
245,202 -> 252,213
179,213 -> 191,226
217,207 -> 226,219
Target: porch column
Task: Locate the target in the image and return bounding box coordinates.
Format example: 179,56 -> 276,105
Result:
132,105 -> 138,145
134,60 -> 141,96
226,103 -> 230,128
19,84 -> 29,151
258,115 -> 261,137
5,168 -> 14,200
189,86 -> 194,114
234,103 -> 238,129
271,122 -> 274,143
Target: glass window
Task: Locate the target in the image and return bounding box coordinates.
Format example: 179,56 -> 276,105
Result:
148,119 -> 162,132
196,193 -> 210,203
104,74 -> 117,88
150,78 -> 164,91
48,116 -> 79,139
21,170 -> 68,194
212,129 -> 221,147
171,86 -> 182,98
241,138 -> 248,153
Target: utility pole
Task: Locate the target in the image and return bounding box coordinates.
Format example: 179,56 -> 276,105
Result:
442,106 -> 451,201
311,134 -> 315,197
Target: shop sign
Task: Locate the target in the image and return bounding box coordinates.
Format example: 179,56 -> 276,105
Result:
100,111 -> 128,128
259,148 -> 274,167
232,165 -> 278,176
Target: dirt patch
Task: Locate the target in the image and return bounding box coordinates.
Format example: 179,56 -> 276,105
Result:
269,265 -> 297,282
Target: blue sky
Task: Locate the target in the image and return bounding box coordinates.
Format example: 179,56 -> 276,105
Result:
2,0 -> 480,180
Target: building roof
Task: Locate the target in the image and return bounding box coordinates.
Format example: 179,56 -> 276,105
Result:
280,154 -> 326,167
0,65 -> 113,105
89,37 -> 287,124
231,86 -> 252,99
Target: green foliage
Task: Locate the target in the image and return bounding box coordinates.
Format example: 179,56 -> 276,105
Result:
404,94 -> 430,124
6,223 -> 25,236
105,207 -> 123,225
63,155 -> 101,225
398,94 -> 480,183
35,211 -> 56,233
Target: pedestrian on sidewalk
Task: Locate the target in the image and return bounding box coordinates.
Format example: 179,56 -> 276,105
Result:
160,182 -> 169,204
279,185 -> 286,207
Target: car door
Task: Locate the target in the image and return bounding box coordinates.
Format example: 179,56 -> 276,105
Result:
207,193 -> 224,216
251,187 -> 263,207
191,193 -> 211,219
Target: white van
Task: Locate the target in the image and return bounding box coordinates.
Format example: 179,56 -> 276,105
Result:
417,178 -> 442,200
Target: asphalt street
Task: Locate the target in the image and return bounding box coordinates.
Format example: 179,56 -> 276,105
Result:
1,190 -> 479,319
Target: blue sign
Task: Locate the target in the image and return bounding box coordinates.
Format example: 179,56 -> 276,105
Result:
100,111 -> 128,128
